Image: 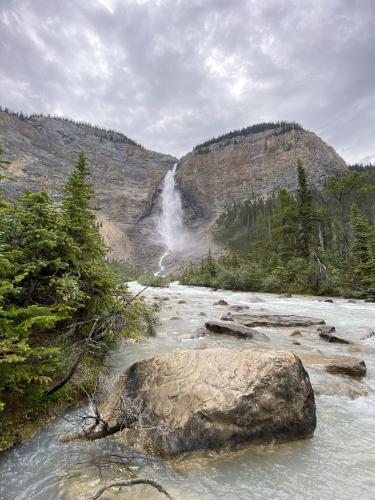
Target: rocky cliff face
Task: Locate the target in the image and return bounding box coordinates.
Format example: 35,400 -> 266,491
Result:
0,113 -> 348,272
0,111 -> 176,266
176,128 -> 347,224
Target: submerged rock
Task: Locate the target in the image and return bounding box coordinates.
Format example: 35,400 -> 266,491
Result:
309,371 -> 371,399
221,313 -> 325,328
229,304 -> 250,311
99,349 -> 316,456
205,320 -> 270,340
290,330 -> 302,337
215,299 -> 229,306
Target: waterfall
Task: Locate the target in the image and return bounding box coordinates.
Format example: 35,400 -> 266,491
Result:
155,163 -> 186,275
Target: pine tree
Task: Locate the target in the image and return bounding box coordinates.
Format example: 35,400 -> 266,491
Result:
61,153 -> 118,323
270,189 -> 299,261
0,192 -> 70,409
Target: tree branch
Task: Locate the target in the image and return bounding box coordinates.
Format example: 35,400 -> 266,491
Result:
90,478 -> 172,499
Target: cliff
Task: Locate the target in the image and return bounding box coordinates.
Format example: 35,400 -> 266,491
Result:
176,127 -> 347,223
0,111 -> 176,266
0,113 -> 348,272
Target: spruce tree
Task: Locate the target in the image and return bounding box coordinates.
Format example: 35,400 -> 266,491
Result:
61,153 -> 118,324
0,191 -> 69,409
296,159 -> 317,257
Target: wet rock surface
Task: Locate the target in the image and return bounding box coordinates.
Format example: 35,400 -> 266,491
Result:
221,313 -> 325,328
318,325 -> 352,344
325,357 -> 367,378
99,349 -> 317,456
205,320 -> 270,340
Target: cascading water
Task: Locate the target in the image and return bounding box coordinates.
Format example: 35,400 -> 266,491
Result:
155,162 -> 186,274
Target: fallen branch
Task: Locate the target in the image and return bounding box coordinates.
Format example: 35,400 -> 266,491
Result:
45,319 -> 98,396
90,478 -> 172,499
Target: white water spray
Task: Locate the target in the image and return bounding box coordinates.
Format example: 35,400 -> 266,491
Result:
155,163 -> 186,275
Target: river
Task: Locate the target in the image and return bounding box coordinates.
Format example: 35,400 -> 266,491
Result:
0,282 -> 375,500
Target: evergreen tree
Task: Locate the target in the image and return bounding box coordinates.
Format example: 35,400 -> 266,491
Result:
296,159 -> 317,257
61,153 -> 118,323
0,192 -> 70,409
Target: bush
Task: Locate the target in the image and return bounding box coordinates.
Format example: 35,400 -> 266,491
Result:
137,273 -> 171,288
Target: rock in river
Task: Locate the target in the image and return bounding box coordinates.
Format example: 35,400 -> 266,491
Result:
205,320 -> 270,340
325,357 -> 366,378
98,349 -> 317,456
221,313 -> 325,328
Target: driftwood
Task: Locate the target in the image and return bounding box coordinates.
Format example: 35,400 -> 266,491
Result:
90,478 -> 172,499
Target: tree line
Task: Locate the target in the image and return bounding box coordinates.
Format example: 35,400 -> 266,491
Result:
181,161 -> 375,297
0,105 -> 142,147
193,121 -> 303,154
0,149 -> 154,449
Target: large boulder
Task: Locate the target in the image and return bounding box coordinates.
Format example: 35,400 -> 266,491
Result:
99,349 -> 316,456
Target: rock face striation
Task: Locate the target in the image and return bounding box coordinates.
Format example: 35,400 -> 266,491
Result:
0,113 -> 347,270
98,348 -> 316,456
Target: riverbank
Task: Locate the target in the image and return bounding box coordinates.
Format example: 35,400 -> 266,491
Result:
0,354 -> 102,452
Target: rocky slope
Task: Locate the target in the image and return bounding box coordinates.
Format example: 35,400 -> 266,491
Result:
0,111 -> 176,265
0,112 -> 348,271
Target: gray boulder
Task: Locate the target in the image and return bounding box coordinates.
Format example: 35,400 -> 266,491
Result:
99,349 -> 317,456
221,313 -> 325,328
205,320 -> 270,340
325,357 -> 366,378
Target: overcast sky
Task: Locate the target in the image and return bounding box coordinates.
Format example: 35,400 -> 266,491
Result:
0,0 -> 374,162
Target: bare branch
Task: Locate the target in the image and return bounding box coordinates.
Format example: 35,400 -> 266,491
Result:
90,478 -> 172,499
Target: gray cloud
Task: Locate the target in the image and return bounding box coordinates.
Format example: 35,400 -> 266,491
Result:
0,0 -> 374,162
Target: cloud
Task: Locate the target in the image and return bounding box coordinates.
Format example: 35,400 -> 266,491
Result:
0,0 -> 374,162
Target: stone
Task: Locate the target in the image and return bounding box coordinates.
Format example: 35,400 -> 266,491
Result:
292,340 -> 301,345
229,304 -> 250,311
198,312 -> 206,316
309,371 -> 371,399
347,299 -> 356,304
221,313 -> 325,328
188,328 -> 208,339
178,300 -> 187,304
205,320 -> 270,341
99,349 -> 317,455
362,329 -> 375,340
325,357 -> 366,378
279,293 -> 292,298
318,326 -> 352,344
215,299 -> 228,306
324,299 -> 334,303
365,298 -> 375,303
290,330 -> 302,337
169,317 -> 180,321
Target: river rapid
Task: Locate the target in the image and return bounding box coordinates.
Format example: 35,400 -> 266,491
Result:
1,282 -> 375,500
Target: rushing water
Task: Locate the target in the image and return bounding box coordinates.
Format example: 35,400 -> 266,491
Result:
156,163 -> 186,275
1,283 -> 375,499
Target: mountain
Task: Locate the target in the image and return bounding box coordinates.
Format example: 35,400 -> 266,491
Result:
0,111 -> 347,272
0,110 -> 176,268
